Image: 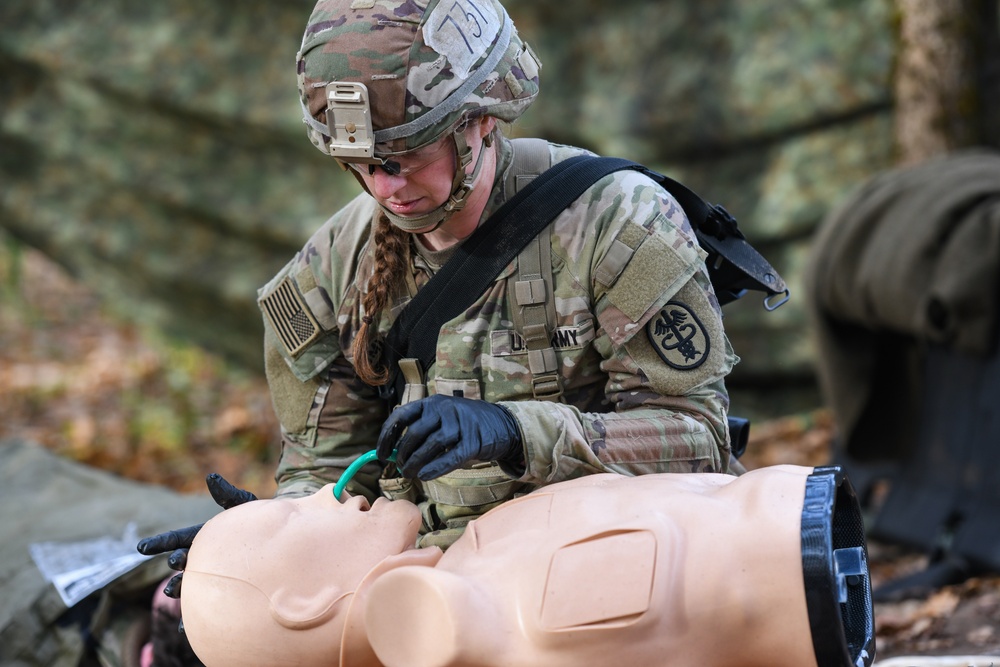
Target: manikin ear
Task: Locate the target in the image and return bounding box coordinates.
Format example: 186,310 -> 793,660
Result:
364,567 -> 505,667
269,584 -> 348,629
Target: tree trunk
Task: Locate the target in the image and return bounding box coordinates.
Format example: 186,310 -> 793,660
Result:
894,0 -> 1000,165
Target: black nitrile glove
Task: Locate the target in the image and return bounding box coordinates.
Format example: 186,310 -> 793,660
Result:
376,394 -> 524,481
136,473 -> 257,599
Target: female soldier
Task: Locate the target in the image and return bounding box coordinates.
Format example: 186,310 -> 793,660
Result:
259,0 -> 739,548
139,0 -> 738,589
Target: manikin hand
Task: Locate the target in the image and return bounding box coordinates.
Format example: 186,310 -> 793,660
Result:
376,395 -> 524,481
137,473 -> 257,598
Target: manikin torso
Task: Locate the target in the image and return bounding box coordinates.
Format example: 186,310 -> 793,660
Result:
365,470 -> 818,667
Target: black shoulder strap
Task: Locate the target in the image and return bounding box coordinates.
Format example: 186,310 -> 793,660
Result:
378,155 -> 788,405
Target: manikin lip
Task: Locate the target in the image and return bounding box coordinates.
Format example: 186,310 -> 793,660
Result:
352,496 -> 398,513
342,494 -> 371,512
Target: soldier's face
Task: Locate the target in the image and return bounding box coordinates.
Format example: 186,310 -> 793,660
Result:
350,133 -> 456,219
355,119 -> 493,227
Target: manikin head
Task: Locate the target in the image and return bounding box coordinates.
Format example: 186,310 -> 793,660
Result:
180,485 -> 438,667
182,467 -> 874,667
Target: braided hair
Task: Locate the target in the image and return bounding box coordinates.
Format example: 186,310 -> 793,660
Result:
352,212 -> 410,386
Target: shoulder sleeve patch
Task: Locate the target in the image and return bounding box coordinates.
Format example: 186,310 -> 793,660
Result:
624,276 -> 736,396
259,275 -> 321,358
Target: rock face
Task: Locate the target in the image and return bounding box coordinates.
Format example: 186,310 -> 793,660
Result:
1,0 -> 899,399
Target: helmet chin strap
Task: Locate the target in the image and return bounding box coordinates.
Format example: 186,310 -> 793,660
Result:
380,128 -> 491,234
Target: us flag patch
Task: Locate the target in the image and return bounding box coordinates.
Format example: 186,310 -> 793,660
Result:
260,276 -> 320,357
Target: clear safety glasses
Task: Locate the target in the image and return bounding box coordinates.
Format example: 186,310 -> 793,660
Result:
342,136 -> 454,178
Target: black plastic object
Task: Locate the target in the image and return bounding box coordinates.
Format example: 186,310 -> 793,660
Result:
868,340 -> 1000,570
695,204 -> 789,310
727,416 -> 750,459
800,466 -> 876,667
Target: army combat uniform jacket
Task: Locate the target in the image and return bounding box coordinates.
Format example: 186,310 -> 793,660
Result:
259,137 -> 739,546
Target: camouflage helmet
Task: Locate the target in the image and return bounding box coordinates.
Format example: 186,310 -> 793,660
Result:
297,0 -> 541,158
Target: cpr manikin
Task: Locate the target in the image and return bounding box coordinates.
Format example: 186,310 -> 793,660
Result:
180,465 -> 875,667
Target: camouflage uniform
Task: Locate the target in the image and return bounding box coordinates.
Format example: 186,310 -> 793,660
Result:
259,136 -> 738,543
259,0 -> 738,547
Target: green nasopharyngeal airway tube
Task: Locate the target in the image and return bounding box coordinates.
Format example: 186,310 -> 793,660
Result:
333,449 -> 396,501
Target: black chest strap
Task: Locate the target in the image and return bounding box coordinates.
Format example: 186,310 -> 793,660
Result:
377,155 -> 788,409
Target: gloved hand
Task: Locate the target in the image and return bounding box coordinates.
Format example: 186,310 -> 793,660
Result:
376,394 -> 524,481
136,473 -> 257,598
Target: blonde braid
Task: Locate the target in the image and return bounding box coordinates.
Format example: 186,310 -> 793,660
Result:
353,213 -> 410,386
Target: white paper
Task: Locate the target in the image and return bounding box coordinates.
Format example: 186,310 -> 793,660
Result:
30,523 -> 152,607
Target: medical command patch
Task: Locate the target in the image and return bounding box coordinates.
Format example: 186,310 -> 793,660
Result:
647,300 -> 710,370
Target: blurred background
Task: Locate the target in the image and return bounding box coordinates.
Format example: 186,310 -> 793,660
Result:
1,0 -> 997,496
3,1 -> 1000,661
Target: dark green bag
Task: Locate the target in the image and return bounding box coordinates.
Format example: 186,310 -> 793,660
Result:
0,440 -> 219,667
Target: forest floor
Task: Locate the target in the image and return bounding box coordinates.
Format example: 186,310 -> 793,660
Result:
2,244 -> 999,664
